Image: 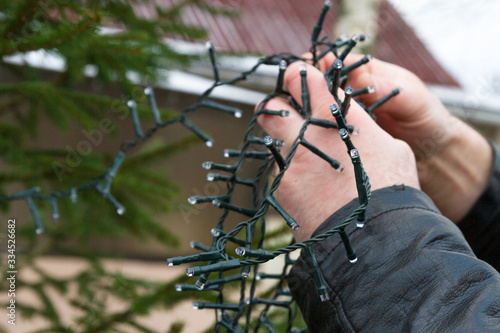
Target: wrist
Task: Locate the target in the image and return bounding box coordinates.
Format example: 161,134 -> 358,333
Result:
417,117 -> 493,222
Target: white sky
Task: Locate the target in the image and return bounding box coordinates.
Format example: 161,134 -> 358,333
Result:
389,0 -> 500,92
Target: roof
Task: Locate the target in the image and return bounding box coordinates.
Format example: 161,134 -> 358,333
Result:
136,0 -> 459,87
142,0 -> 337,55
374,1 -> 460,87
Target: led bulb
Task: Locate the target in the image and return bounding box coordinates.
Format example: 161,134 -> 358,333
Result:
349,257 -> 358,264
299,64 -> 307,74
263,136 -> 273,146
205,41 -> 213,49
211,228 -> 221,237
320,293 -> 330,302
175,284 -> 182,292
367,85 -> 376,94
274,139 -> 285,147
234,110 -> 242,118
339,128 -> 349,139
350,149 -> 359,158
212,199 -> 221,207
333,58 -> 343,69
36,228 -> 44,235
70,189 -> 77,203
205,140 -> 213,148
330,104 -> 340,116
255,274 -> 262,281
366,54 -> 373,61
235,247 -> 246,256
195,280 -> 205,290
345,85 -> 354,95
192,302 -> 200,310
127,100 -> 136,107
117,207 -> 125,215
144,86 -> 152,95
190,241 -> 196,248
324,0 -> 332,7
356,222 -> 365,228
280,110 -> 290,117
223,150 -> 230,158
186,268 -> 194,277
245,298 -> 251,305
279,59 -> 287,70
188,196 -> 198,205
352,127 -> 360,135
290,221 -> 300,231
167,258 -> 174,266
241,271 -> 250,278
202,161 -> 213,170
207,173 -> 216,182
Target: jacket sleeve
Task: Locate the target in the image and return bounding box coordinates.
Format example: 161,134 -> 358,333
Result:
288,185 -> 500,333
458,142 -> 500,271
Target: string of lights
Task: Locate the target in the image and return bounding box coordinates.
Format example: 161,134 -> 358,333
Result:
1,1 -> 401,331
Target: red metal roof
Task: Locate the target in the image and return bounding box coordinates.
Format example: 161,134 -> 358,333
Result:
140,0 -> 338,55
138,0 -> 459,87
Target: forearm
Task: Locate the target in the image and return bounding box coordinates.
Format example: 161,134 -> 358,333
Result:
417,117 -> 493,222
289,186 -> 500,332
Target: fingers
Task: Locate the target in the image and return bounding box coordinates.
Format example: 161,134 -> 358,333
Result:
255,97 -> 303,155
284,61 -> 374,126
283,62 -> 335,119
317,52 -> 406,109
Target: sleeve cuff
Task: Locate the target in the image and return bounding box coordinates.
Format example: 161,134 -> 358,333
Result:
458,141 -> 500,270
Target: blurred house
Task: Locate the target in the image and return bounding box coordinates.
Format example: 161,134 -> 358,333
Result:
4,0 -> 499,256
136,0 -> 500,142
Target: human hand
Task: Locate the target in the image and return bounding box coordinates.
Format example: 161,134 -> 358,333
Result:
257,61 -> 419,242
317,54 -> 493,222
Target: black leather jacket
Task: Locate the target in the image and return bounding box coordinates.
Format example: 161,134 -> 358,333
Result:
289,143 -> 500,332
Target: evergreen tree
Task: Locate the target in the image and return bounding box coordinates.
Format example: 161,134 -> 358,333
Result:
0,1 -> 226,331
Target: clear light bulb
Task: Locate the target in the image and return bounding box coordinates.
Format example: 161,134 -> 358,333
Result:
195,280 -> 205,290
202,161 -> 213,170
235,247 -> 246,256
279,60 -> 287,70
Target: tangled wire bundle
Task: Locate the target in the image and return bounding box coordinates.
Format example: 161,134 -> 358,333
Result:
1,1 -> 401,331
